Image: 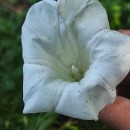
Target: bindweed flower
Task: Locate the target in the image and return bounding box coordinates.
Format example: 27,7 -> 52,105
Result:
22,0 -> 130,120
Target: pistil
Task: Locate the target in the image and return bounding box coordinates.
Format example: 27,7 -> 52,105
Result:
71,65 -> 83,81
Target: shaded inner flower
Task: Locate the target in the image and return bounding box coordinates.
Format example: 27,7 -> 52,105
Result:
51,45 -> 90,83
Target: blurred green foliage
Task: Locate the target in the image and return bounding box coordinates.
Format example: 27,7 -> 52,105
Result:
100,0 -> 130,29
0,0 -> 130,130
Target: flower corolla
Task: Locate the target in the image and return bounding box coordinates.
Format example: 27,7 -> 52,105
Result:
22,0 -> 130,120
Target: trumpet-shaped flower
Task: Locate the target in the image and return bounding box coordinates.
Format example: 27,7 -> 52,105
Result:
22,0 -> 130,120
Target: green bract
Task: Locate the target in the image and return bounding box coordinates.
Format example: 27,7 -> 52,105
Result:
22,0 -> 130,120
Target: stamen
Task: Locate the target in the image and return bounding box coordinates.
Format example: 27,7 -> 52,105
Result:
72,65 -> 79,75
71,65 -> 82,81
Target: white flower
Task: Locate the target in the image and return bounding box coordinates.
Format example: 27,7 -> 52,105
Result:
22,0 -> 130,120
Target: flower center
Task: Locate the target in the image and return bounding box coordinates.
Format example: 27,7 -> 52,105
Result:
71,65 -> 83,82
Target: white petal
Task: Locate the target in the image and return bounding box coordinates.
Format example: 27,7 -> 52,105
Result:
56,70 -> 115,120
22,0 -> 80,68
23,63 -> 69,113
57,0 -> 89,24
22,0 -> 60,60
57,0 -> 110,71
55,30 -> 130,120
58,0 -> 109,43
88,29 -> 130,88
22,0 -> 79,114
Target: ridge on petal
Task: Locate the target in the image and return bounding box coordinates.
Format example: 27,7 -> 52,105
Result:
57,0 -> 93,24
